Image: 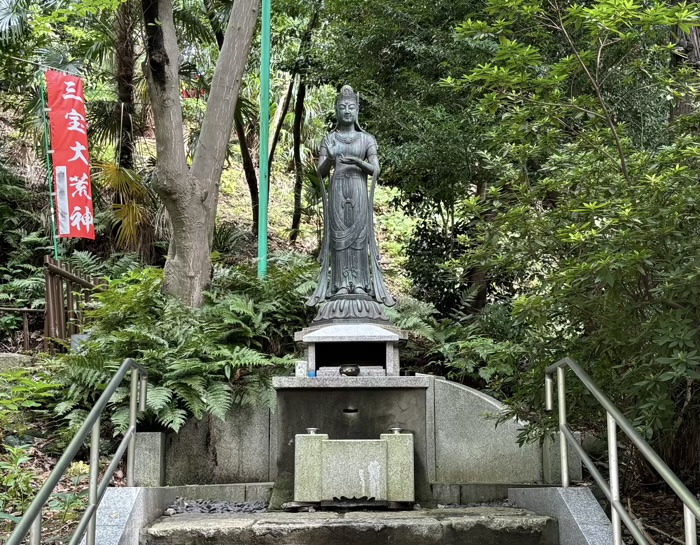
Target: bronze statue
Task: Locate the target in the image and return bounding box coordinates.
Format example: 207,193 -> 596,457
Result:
306,85 -> 395,323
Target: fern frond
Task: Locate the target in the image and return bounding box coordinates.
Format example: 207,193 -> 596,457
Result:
110,406 -> 130,434
67,251 -> 105,277
230,346 -> 273,368
146,385 -> 174,412
157,406 -> 188,432
204,382 -> 233,421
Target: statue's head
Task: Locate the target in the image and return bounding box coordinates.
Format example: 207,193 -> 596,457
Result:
335,85 -> 359,126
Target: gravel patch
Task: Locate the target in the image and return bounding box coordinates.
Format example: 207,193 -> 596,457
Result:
164,498 -> 267,516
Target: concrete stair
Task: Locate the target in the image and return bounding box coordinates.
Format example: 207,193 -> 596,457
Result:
141,507 -> 558,545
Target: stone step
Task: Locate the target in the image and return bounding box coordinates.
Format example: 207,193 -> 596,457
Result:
142,507 -> 558,545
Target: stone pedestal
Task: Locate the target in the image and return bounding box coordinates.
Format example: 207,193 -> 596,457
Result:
294,323 -> 407,377
383,432 -> 414,502
271,376 -> 431,508
294,433 -> 328,502
134,432 -> 165,487
313,295 -> 391,324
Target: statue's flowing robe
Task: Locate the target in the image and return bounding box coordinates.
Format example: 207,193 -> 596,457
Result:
306,131 -> 395,307
326,132 -> 373,294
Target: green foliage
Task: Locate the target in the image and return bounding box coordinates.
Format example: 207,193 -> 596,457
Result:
208,252 -> 319,356
46,475 -> 88,523
386,296 -> 525,398
52,260 -> 316,433
0,367 -> 61,441
439,0 -> 700,478
405,219 -> 473,314
0,162 -> 48,338
0,444 -> 39,518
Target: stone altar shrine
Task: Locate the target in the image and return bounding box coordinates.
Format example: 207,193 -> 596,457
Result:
271,84 -> 419,507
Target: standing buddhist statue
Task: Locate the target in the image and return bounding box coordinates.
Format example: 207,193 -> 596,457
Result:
306,85 -> 396,323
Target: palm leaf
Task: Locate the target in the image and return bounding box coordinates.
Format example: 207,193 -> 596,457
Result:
0,0 -> 30,42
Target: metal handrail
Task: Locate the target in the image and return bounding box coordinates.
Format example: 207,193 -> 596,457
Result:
546,357 -> 700,545
6,357 -> 148,545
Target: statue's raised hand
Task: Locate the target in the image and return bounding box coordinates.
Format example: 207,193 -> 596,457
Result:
339,155 -> 362,166
326,141 -> 338,161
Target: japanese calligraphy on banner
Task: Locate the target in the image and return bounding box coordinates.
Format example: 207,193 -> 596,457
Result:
45,70 -> 94,239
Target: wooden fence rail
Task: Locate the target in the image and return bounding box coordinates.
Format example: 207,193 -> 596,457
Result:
0,258 -> 96,353
43,256 -> 97,351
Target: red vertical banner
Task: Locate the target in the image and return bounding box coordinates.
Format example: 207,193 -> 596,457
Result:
45,70 -> 95,240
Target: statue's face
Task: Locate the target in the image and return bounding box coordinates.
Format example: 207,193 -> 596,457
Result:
337,99 -> 358,125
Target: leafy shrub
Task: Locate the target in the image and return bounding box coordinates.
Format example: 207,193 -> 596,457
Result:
443,0 -> 700,480
51,259 -> 317,433
386,295 -> 526,398
0,444 -> 39,520
208,252 -> 318,356
211,221 -> 251,264
0,368 -> 61,443
0,162 -> 48,341
405,219 -> 473,315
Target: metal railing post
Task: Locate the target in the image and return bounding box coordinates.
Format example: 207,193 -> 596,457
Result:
544,372 -> 555,483
126,369 -> 139,487
87,416 -> 100,545
139,374 -> 148,412
685,505 -> 697,545
7,359 -> 147,545
29,516 -> 41,545
557,366 -> 569,487
607,412 -> 622,545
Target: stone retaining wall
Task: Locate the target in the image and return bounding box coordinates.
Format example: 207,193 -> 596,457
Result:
140,377 -> 580,492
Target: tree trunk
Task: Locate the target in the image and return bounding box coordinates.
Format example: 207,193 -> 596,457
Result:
235,105 -> 259,234
115,0 -> 158,262
205,2 -> 259,234
288,7 -> 320,241
268,75 -> 295,169
290,79 -> 306,242
116,0 -> 136,170
141,0 -> 258,306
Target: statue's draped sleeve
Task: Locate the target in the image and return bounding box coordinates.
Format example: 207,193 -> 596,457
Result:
366,135 -> 396,306
305,135 -> 332,306
367,136 -> 378,161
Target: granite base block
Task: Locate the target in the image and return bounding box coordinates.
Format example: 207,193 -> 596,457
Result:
431,483 -> 460,504
70,333 -> 91,352
81,486 -> 177,545
134,432 -> 165,487
509,486 -> 613,545
245,482 -> 275,502
316,366 -> 386,377
382,433 -> 414,502
164,406 -> 272,485
0,353 -> 31,369
431,482 -> 556,504
434,379 -> 543,483
294,433 -> 327,502
273,376 -> 432,389
171,484 -> 246,502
